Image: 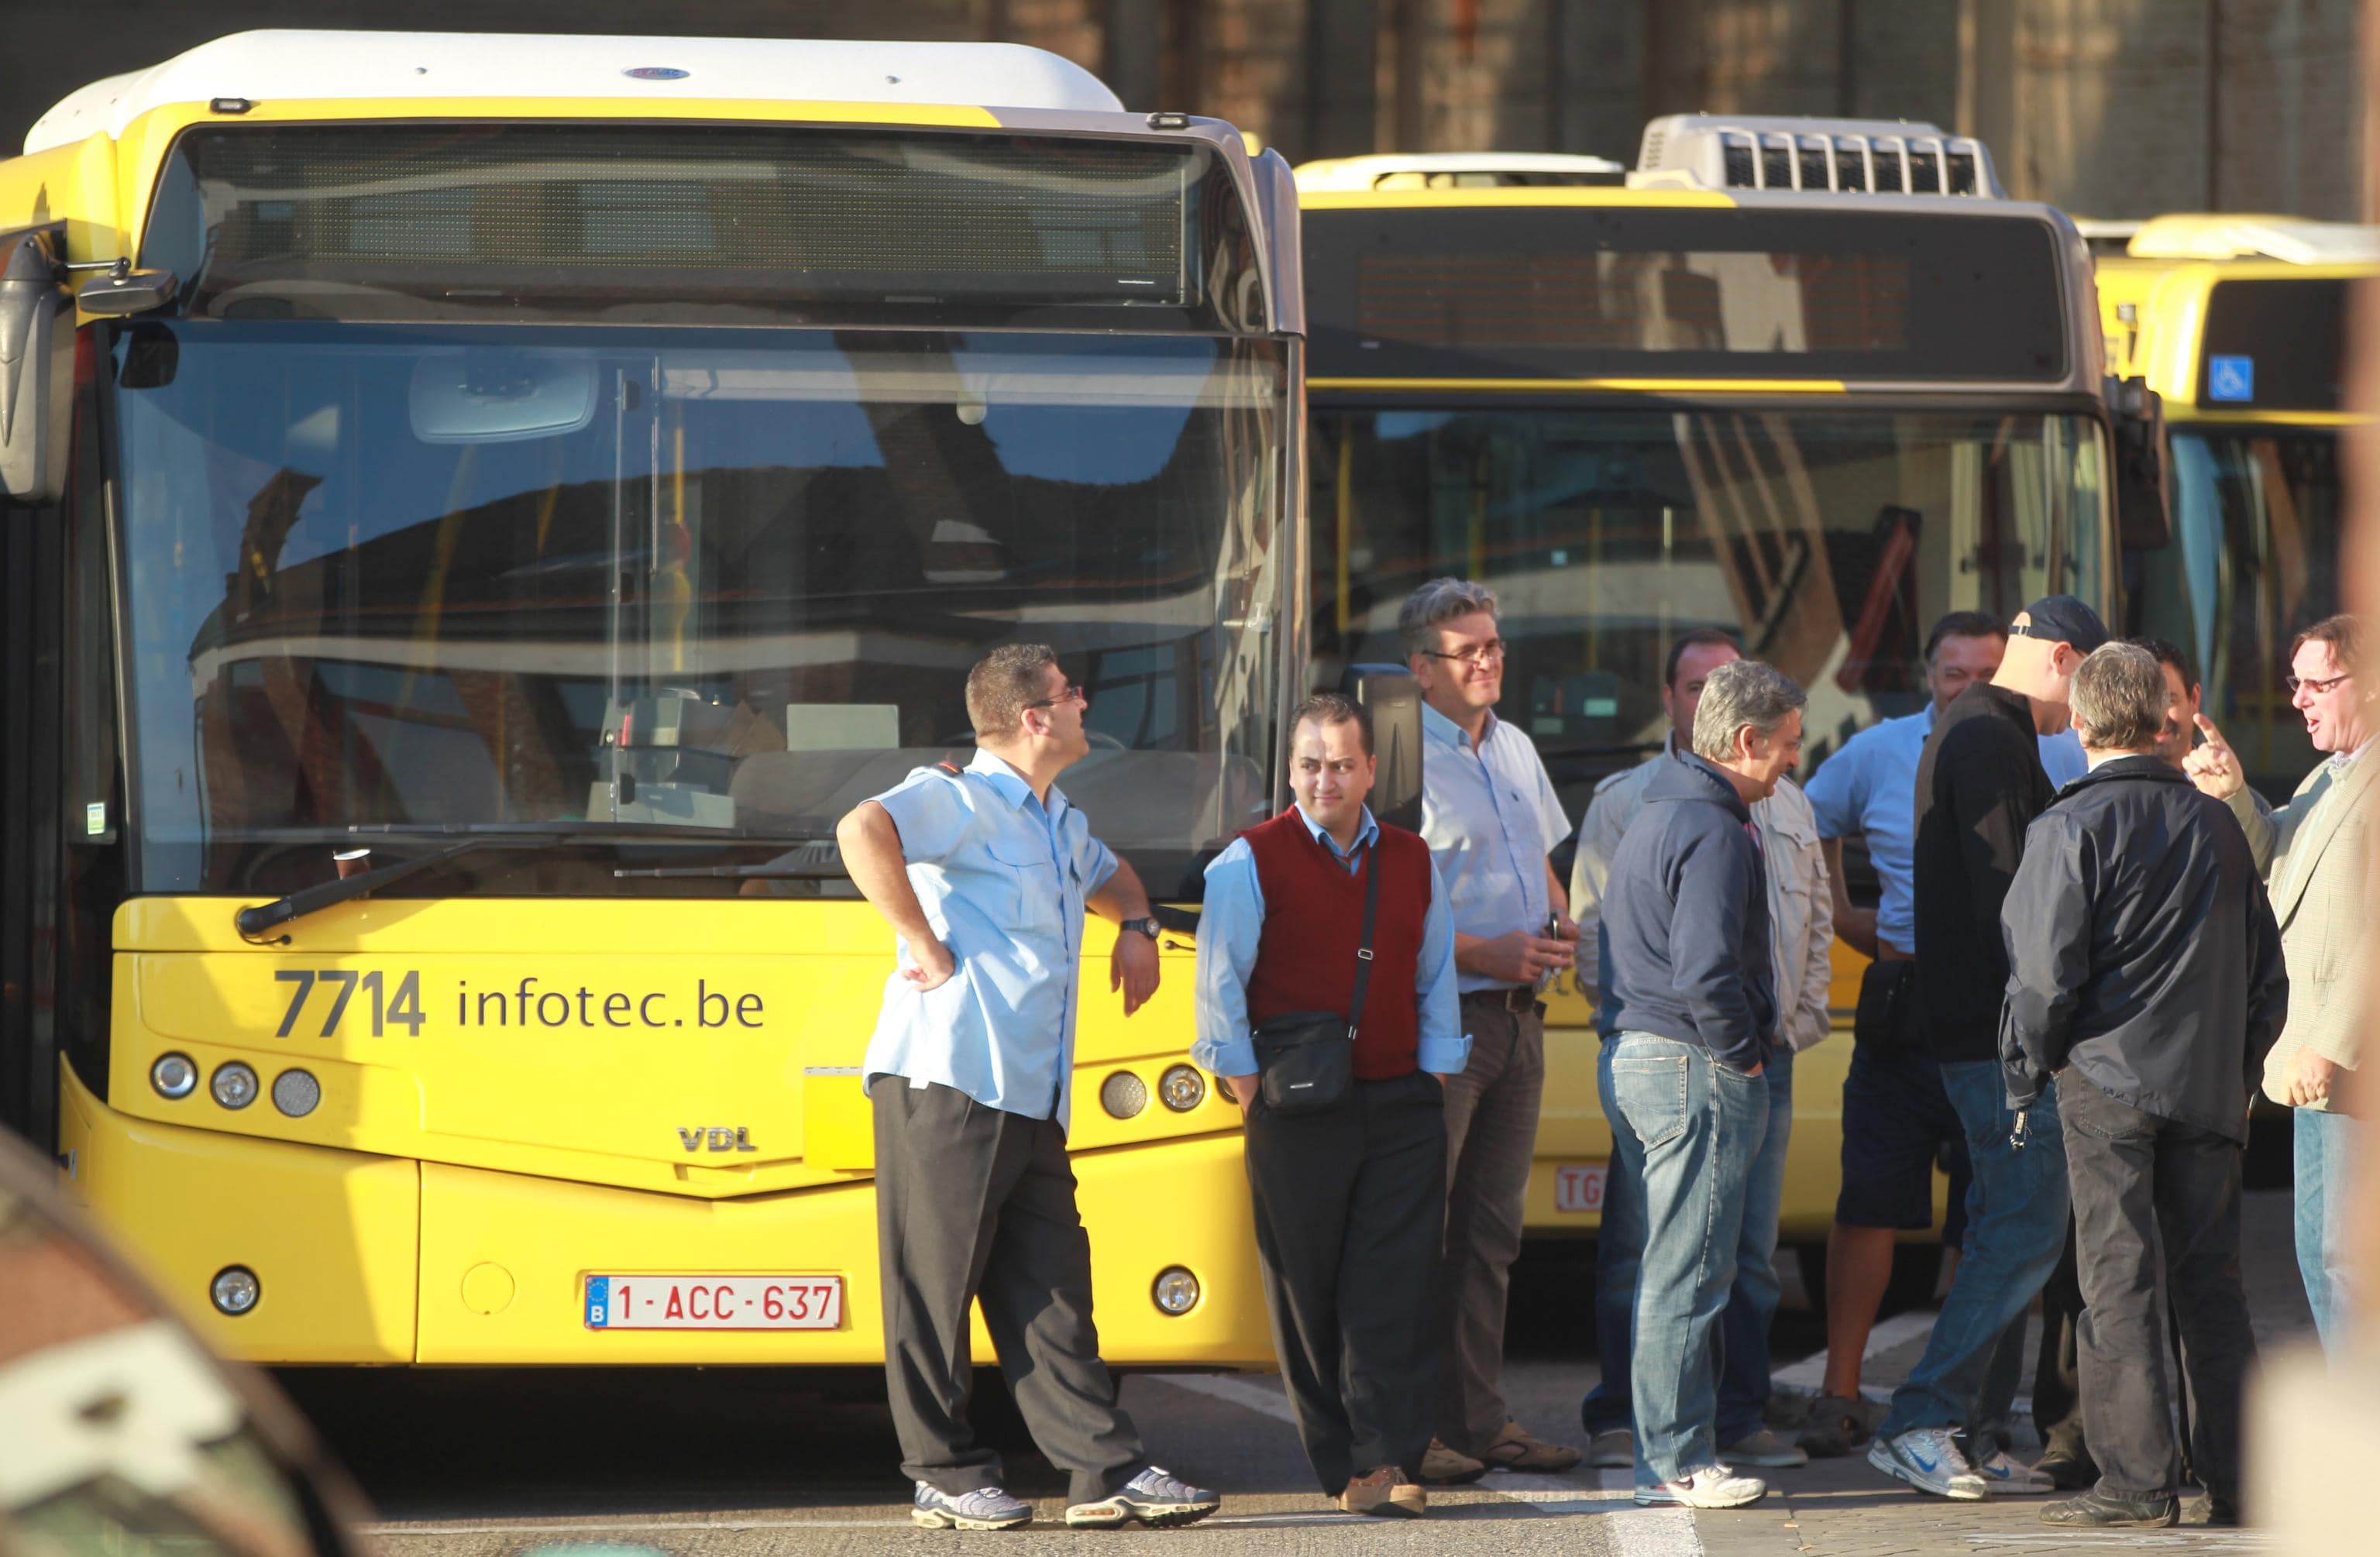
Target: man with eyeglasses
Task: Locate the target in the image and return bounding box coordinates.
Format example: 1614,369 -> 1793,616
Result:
1399,578 -> 1584,1481
2185,614 -> 2375,1356
836,644 -> 1220,1532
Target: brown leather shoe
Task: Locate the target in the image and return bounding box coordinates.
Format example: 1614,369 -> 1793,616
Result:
1417,1438 -> 1488,1484
1338,1466 -> 1426,1517
1480,1420 -> 1583,1473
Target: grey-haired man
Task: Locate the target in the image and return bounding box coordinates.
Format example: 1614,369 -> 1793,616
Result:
1401,577 -> 1582,1480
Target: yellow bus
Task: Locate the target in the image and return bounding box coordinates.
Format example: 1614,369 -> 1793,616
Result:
0,30 -> 1303,1368
1298,117 -> 2145,1274
2103,215 -> 2375,799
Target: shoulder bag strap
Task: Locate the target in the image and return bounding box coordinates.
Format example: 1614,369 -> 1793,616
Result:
1346,840 -> 1381,1040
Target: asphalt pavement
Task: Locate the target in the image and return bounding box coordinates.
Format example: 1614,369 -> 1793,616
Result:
286,1192 -> 2311,1556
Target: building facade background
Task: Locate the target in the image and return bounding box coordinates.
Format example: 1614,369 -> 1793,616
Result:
0,0 -> 2366,220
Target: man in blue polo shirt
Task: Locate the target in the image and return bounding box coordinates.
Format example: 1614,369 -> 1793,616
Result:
836,644 -> 1219,1534
1797,611 -> 2083,1462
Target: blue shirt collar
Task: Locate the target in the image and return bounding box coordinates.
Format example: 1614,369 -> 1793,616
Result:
965,748 -> 1057,815
1421,701 -> 1497,753
1291,803 -> 1380,859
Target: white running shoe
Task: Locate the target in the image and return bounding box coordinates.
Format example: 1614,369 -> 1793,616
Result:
1868,1428 -> 1988,1500
1635,1466 -> 1767,1508
1974,1449 -> 2056,1494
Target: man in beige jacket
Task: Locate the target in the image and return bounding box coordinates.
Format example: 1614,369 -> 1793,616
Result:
2186,613 -> 2372,1354
1573,629 -> 1832,1471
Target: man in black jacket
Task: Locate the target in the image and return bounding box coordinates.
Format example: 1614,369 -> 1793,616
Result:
2002,643 -> 2286,1529
1872,594 -> 2107,1501
1598,658 -> 1805,1511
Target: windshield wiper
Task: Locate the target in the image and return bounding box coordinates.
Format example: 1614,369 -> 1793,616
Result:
234,825 -> 827,940
614,838 -> 848,880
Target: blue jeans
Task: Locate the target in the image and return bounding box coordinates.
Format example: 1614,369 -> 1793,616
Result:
1582,1040 -> 1793,1447
1598,1033 -> 1770,1484
2295,1107 -> 2360,1355
1881,1062 -> 2067,1444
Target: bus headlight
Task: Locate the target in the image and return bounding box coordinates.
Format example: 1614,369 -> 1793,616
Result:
1100,1071 -> 1147,1119
271,1069 -> 321,1118
1152,1267 -> 1199,1315
211,1266 -> 260,1316
1158,1065 -> 1205,1112
150,1053 -> 198,1099
211,1061 -> 259,1110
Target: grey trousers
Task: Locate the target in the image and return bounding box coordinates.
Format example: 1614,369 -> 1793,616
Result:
1436,995 -> 1546,1455
2062,1081 -> 2255,1504
872,1078 -> 1143,1504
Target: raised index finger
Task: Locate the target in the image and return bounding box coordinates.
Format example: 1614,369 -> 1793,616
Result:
2193,712 -> 2230,748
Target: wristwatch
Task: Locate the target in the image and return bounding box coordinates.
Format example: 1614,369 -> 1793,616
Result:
1121,916 -> 1162,942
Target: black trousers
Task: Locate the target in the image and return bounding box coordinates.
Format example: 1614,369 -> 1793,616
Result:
2061,1081 -> 2256,1504
1245,1069 -> 1450,1493
872,1079 -> 1143,1505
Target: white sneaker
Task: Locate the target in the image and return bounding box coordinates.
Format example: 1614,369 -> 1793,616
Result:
1869,1428 -> 1987,1500
1636,1465 -> 1766,1508
1974,1449 -> 2055,1494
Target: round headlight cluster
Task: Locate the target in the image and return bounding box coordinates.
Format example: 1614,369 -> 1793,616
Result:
1100,1071 -> 1148,1119
1151,1267 -> 1200,1316
211,1061 -> 259,1110
1158,1065 -> 1206,1112
211,1265 -> 260,1316
150,1053 -> 198,1100
271,1068 -> 322,1118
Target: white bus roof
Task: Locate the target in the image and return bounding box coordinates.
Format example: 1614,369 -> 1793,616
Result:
26,30 -> 1124,154
1294,152 -> 1625,191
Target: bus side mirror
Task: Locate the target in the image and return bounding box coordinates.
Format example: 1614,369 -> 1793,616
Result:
2107,374 -> 2172,551
1343,663 -> 1423,834
0,226 -> 73,506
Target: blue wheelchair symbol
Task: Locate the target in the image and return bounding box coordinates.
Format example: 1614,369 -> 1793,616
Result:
2209,356 -> 2255,403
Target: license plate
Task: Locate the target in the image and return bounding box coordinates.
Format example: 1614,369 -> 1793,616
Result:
584,1274 -> 844,1331
1555,1162 -> 1608,1214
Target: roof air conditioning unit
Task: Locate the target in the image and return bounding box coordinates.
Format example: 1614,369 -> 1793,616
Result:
1630,115 -> 2003,199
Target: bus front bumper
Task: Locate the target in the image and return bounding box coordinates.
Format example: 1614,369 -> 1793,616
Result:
61,1068 -> 1273,1367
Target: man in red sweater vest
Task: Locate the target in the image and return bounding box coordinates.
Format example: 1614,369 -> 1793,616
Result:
1192,694 -> 1468,1517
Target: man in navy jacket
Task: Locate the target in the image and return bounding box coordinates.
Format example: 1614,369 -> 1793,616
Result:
1598,658 -> 1806,1511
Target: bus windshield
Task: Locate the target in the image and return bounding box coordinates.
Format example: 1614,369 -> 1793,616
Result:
112,323 -> 1288,899
2130,426 -> 2344,797
1310,406 -> 2108,807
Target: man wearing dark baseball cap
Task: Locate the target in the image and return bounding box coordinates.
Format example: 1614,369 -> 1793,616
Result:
1868,594 -> 2110,1502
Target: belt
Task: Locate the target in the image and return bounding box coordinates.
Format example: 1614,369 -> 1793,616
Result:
1460,986 -> 1539,1012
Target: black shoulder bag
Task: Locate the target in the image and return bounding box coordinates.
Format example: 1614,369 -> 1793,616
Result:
1250,843 -> 1381,1115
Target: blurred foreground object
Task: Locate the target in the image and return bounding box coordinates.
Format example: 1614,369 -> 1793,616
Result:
2248,1343 -> 2380,1545
0,1128 -> 372,1556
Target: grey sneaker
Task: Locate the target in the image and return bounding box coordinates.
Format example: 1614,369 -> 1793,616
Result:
1636,1465 -> 1766,1508
1719,1428 -> 1809,1469
1868,1428 -> 1986,1500
1064,1466 -> 1219,1528
1588,1428 -> 1635,1469
912,1483 -> 1031,1530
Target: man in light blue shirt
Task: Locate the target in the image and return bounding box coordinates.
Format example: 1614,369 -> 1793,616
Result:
1192,693 -> 1467,1516
837,644 -> 1218,1534
1401,578 -> 1583,1480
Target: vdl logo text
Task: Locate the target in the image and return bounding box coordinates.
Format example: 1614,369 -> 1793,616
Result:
679,1126 -> 758,1153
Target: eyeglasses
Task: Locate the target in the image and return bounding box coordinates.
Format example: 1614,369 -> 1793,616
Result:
1421,639 -> 1506,667
2286,672 -> 2353,696
1025,684 -> 1087,710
